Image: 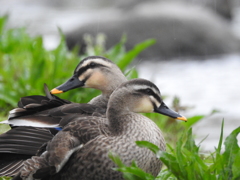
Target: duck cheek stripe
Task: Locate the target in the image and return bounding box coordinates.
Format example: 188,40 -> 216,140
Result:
137,89 -> 161,103
82,74 -> 90,84
76,64 -> 107,77
152,103 -> 158,112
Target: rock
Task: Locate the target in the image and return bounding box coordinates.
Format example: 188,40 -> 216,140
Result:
66,1 -> 240,59
184,0 -> 233,20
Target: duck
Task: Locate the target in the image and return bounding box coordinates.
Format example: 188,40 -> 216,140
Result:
18,78 -> 187,180
0,56 -> 127,177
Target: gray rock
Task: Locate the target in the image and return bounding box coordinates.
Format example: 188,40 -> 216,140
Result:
66,2 -> 240,59
185,0 -> 233,20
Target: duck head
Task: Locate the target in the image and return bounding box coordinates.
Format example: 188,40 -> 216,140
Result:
51,56 -> 127,95
109,78 -> 187,121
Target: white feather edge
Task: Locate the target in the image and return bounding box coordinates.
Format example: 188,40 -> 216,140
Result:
56,144 -> 84,173
0,119 -> 59,128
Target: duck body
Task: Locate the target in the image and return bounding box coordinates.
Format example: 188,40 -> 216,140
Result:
18,79 -> 186,180
55,113 -> 164,180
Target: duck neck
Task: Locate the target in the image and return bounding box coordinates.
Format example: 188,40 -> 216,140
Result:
88,94 -> 109,108
107,94 -> 132,135
89,75 -> 127,108
101,73 -> 127,97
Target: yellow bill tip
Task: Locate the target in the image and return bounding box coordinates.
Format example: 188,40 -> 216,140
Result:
176,116 -> 187,122
50,88 -> 63,94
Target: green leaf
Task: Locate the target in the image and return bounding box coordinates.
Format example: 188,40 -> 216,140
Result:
159,151 -> 181,176
0,93 -> 17,107
175,135 -> 187,178
106,34 -> 126,61
183,128 -> 199,152
117,39 -> 156,70
216,120 -> 224,154
136,141 -> 160,155
109,152 -> 154,180
221,126 -> 240,179
0,15 -> 8,35
125,67 -> 138,79
182,115 -> 205,128
157,169 -> 177,180
108,152 -> 125,167
0,176 -> 12,180
209,121 -> 224,175
232,150 -> 240,180
118,166 -> 155,180
223,126 -> 240,157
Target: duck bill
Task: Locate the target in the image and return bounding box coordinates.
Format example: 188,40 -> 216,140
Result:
154,102 -> 187,121
51,76 -> 85,94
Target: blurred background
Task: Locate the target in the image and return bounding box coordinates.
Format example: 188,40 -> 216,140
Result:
0,0 -> 239,150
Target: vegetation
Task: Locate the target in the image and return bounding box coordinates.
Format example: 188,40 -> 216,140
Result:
0,15 -> 239,180
0,177 -> 10,180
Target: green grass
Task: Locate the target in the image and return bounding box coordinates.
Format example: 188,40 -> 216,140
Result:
0,113 -> 9,134
0,123 -> 9,135
0,177 -> 11,180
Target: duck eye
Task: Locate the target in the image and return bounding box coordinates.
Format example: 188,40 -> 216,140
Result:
145,88 -> 153,95
89,62 -> 96,68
